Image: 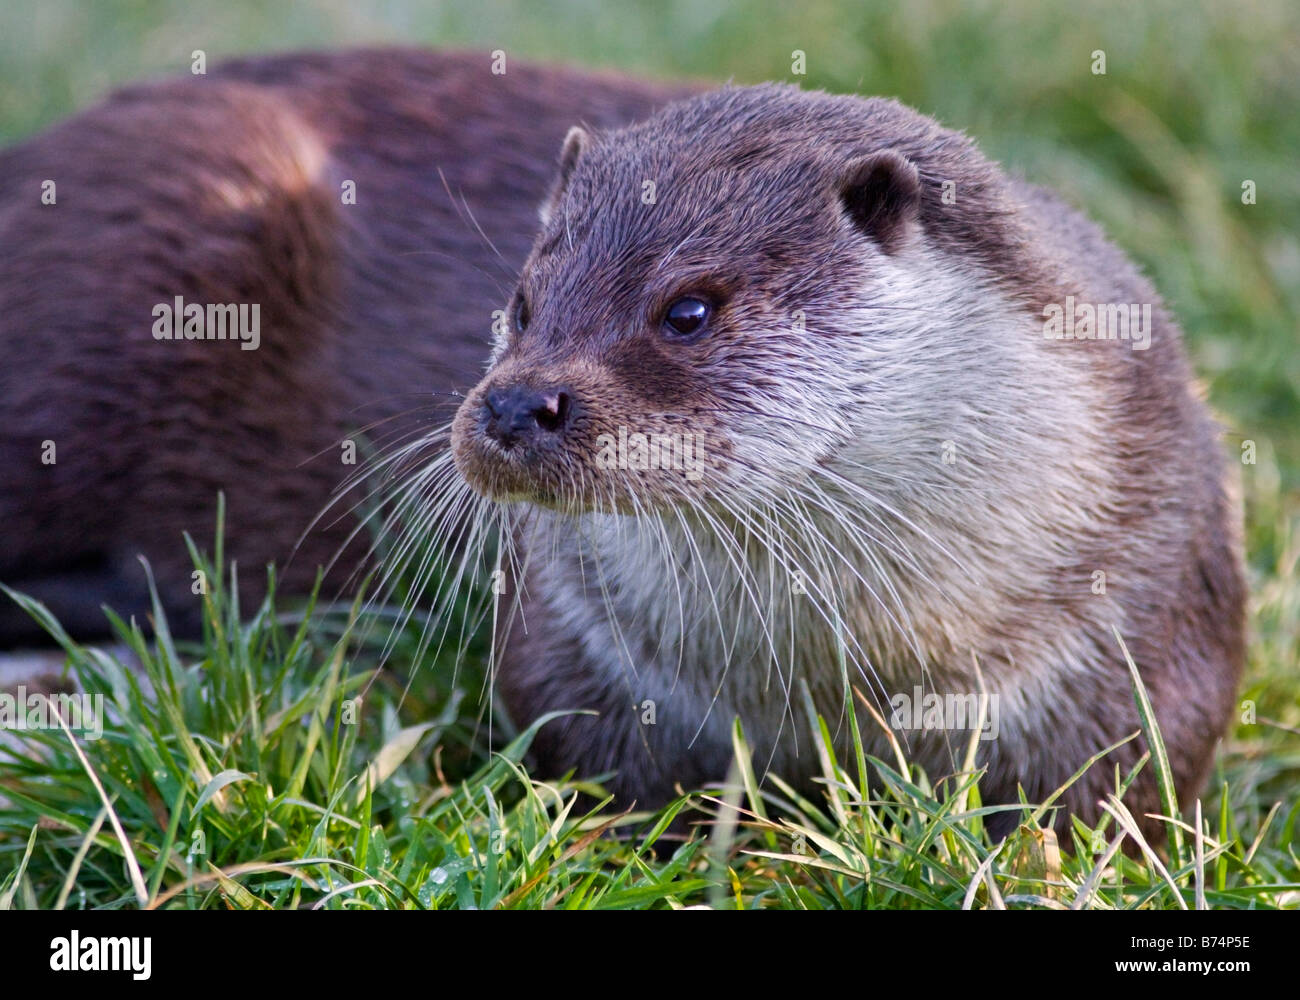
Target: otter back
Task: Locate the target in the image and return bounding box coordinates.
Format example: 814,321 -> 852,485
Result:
0,48 -> 688,643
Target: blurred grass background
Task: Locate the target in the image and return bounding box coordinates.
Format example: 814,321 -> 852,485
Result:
0,0 -> 1295,907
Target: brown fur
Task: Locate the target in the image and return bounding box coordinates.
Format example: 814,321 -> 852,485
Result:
0,48 -> 687,642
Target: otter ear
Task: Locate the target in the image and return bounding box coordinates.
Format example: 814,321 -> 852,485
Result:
539,125 -> 590,227
838,149 -> 921,253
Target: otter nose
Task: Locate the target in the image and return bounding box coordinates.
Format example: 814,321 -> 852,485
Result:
482,385 -> 570,448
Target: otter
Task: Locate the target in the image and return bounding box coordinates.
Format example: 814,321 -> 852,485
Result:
447,86 -> 1245,839
0,49 -> 1243,840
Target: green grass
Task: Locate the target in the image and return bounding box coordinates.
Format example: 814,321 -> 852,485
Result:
1,508 -> 1296,909
1,0 -> 1297,908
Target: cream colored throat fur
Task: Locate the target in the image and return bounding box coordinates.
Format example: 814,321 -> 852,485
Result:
504,243 -> 1127,784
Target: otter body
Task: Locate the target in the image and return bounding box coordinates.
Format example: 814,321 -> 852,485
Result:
1,50 -> 1243,837
449,85 -> 1245,836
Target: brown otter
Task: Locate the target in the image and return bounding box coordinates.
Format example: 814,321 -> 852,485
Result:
447,85 -> 1246,840
0,49 -> 1243,841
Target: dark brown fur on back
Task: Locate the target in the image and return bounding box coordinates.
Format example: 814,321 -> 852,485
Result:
0,49 -> 688,641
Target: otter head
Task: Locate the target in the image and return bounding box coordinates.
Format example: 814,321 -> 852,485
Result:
452,84 -> 1024,519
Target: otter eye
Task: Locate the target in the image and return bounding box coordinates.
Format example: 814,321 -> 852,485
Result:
663,297 -> 709,338
514,296 -> 531,333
